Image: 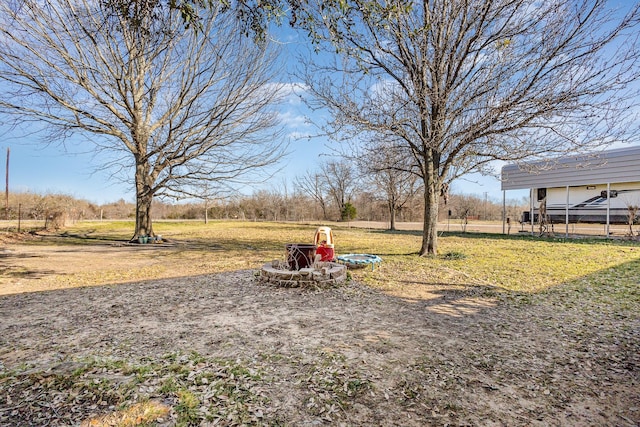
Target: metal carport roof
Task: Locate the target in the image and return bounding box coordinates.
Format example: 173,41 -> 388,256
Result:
501,146 -> 640,191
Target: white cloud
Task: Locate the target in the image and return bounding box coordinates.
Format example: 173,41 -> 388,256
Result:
279,110 -> 309,129
287,131 -> 313,140
261,82 -> 309,105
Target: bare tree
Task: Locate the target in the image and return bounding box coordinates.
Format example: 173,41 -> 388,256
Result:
183,182 -> 230,225
318,160 -> 359,221
451,194 -> 479,233
626,205 -> 639,237
357,140 -> 421,230
296,0 -> 640,255
0,0 -> 286,240
294,170 -> 329,220
621,193 -> 640,237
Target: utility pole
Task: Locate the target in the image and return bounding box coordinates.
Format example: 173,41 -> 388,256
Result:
5,147 -> 9,220
483,191 -> 488,221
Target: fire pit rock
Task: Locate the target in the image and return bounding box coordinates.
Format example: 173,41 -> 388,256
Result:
258,261 -> 347,288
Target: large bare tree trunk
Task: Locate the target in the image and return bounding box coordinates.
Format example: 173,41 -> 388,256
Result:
389,201 -> 397,231
420,177 -> 440,256
133,162 -> 154,240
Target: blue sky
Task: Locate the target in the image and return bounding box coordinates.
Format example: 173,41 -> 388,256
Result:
2,7 -> 636,206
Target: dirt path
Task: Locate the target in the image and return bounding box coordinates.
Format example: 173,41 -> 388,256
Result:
1,264 -> 638,426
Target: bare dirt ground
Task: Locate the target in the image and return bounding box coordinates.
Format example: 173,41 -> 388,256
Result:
0,235 -> 638,426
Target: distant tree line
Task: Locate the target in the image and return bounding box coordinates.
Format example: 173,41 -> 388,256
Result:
2,189 -> 527,230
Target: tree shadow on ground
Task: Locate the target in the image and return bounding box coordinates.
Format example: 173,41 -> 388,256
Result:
0,251 -> 54,279
31,231 -> 290,253
386,280 -> 502,317
0,267 -> 58,279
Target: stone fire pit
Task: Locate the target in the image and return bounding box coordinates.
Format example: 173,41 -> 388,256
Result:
258,260 -> 347,288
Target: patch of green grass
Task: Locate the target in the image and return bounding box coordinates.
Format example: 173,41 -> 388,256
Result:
441,251 -> 466,260
187,351 -> 207,365
158,376 -> 179,394
175,389 -> 200,426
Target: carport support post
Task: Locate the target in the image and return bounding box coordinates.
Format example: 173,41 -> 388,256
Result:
502,190 -> 506,234
565,186 -> 569,238
530,188 -> 535,235
606,182 -> 611,237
